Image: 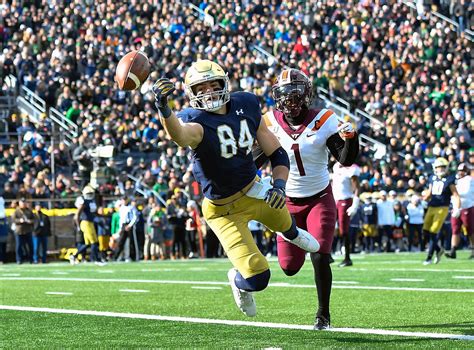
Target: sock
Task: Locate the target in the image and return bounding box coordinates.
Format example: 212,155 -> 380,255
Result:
75,244 -> 89,258
281,217 -> 298,240
311,253 -> 332,319
90,243 -> 99,262
344,234 -> 351,260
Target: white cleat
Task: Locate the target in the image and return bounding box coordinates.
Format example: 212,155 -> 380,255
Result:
227,268 -> 257,317
423,259 -> 432,266
277,228 -> 320,253
434,248 -> 444,264
69,255 -> 77,265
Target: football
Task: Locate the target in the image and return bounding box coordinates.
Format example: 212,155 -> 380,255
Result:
115,50 -> 151,91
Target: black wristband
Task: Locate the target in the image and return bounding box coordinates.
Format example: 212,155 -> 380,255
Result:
273,178 -> 286,190
155,102 -> 172,119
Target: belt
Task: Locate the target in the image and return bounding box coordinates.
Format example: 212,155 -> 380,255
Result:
287,186 -> 329,204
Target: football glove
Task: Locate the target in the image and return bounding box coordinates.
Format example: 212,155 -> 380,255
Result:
337,122 -> 355,139
451,207 -> 461,218
152,78 -> 175,118
264,179 -> 286,210
346,197 -> 360,217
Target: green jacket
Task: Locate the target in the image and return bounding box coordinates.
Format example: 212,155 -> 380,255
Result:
111,212 -> 121,235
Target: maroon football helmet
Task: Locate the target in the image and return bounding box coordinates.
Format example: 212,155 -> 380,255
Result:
272,68 -> 313,120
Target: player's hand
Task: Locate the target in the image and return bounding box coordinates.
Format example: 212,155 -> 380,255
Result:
346,197 -> 359,217
451,208 -> 461,218
152,78 -> 175,106
152,78 -> 175,118
346,204 -> 358,217
264,180 -> 286,210
337,122 -> 355,139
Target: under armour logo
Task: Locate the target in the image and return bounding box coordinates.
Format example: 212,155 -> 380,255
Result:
236,109 -> 244,115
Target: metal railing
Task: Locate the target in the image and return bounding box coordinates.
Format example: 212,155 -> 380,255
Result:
127,174 -> 168,207
21,85 -> 46,112
49,107 -> 79,145
355,108 -> 384,131
399,0 -> 473,42
360,134 -> 387,160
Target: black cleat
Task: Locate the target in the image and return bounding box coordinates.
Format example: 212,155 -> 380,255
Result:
445,251 -> 456,259
338,259 -> 353,267
314,315 -> 331,330
329,256 -> 335,264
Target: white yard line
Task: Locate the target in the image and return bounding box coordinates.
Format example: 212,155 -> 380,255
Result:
45,292 -> 73,295
1,305 -> 472,341
191,286 -> 222,290
97,270 -> 115,274
453,276 -> 474,279
119,289 -> 149,293
2,273 -> 20,277
390,279 -> 425,282
51,272 -> 69,275
350,268 -> 474,273
1,277 -> 473,293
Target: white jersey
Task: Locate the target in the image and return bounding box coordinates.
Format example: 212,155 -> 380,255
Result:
264,108 -> 339,198
332,163 -> 360,201
454,175 -> 474,209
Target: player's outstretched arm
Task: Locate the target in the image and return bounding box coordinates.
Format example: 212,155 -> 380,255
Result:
153,78 -> 203,148
326,121 -> 359,166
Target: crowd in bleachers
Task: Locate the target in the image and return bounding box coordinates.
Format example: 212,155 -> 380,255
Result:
0,0 -> 472,263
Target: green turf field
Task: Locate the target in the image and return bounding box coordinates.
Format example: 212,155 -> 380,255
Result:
1,252 -> 473,349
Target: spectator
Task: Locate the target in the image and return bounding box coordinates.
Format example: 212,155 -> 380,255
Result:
406,194 -> 426,252
0,196 -> 7,264
32,203 -> 51,264
12,198 -> 34,264
377,191 -> 396,252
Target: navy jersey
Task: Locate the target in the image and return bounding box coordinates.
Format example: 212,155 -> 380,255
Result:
76,197 -> 97,221
361,202 -> 377,225
428,174 -> 455,207
177,92 -> 261,199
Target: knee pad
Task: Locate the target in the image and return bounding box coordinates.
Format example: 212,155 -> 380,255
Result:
236,269 -> 271,292
281,268 -> 299,276
310,252 -> 331,266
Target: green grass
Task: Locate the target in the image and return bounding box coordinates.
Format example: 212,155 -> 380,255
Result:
1,252 -> 473,349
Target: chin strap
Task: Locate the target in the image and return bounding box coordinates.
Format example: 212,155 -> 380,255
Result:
284,107 -> 309,126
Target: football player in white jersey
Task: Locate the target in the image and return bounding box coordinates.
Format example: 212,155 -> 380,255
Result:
332,163 -> 360,267
446,163 -> 474,259
255,68 -> 359,330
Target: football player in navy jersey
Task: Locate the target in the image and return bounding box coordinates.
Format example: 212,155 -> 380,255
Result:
422,157 -> 461,265
70,186 -> 100,265
152,60 -> 319,317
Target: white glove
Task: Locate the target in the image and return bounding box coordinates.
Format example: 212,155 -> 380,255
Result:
346,197 -> 360,217
451,208 -> 461,218
337,122 -> 355,139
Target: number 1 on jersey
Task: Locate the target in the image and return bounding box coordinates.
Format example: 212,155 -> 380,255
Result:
291,144 -> 306,176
